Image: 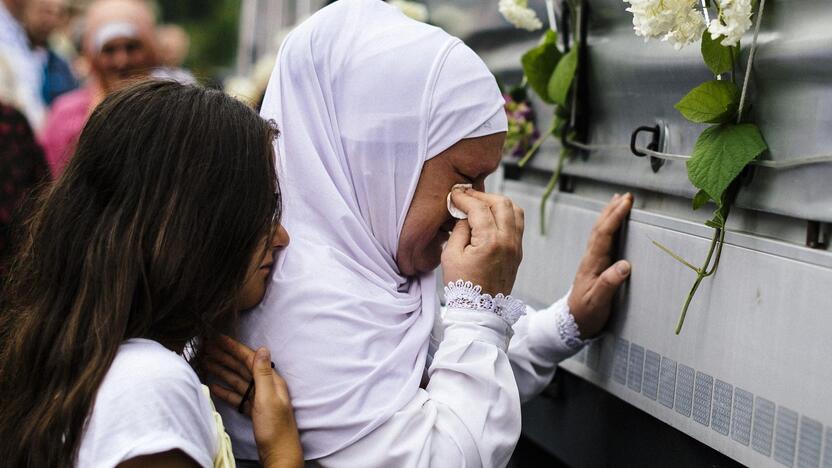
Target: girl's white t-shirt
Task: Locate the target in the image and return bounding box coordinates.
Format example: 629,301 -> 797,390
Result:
77,338 -> 219,468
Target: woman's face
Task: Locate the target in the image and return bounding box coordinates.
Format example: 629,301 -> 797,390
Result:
239,224 -> 291,310
396,132 -> 505,277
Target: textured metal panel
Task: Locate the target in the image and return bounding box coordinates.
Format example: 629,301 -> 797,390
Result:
642,350 -> 661,401
822,427 -> 832,468
712,380 -> 733,436
693,372 -> 714,427
796,417 -> 823,468
627,344 -> 645,393
658,357 -> 677,409
613,338 -> 629,385
501,189 -> 832,468
774,407 -> 799,467
732,388 -> 754,446
675,365 -> 695,418
753,398 -> 777,457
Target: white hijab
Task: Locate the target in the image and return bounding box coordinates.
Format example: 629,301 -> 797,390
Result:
220,0 -> 507,459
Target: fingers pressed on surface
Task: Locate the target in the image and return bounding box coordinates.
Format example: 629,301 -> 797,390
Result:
218,335 -> 258,370
581,194 -> 633,273
209,383 -> 245,409
204,360 -> 251,395
595,193 -> 633,235
596,193 -> 621,220
204,346 -> 252,381
588,260 -> 631,308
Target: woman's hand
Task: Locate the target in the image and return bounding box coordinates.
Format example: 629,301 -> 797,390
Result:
568,193 -> 633,338
205,336 -> 303,468
442,188 -> 524,295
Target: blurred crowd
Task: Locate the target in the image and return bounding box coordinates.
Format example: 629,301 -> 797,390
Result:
0,0 -> 194,266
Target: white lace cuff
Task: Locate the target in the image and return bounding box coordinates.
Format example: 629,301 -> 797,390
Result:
554,301 -> 587,350
444,280 -> 526,327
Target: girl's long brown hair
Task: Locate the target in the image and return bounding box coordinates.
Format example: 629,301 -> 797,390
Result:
0,80 -> 279,467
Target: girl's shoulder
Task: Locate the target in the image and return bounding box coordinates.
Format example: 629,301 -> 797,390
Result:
103,338 -> 200,389
78,339 -> 219,468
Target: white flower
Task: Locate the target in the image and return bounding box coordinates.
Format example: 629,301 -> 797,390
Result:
390,0 -> 429,23
665,5 -> 707,49
707,0 -> 752,47
499,0 -> 543,31
626,0 -> 676,39
624,0 -> 704,49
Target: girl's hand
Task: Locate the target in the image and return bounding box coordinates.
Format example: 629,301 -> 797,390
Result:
442,188 -> 524,296
205,336 -> 303,468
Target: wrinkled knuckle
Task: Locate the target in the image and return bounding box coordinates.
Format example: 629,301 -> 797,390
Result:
472,206 -> 489,218
482,240 -> 499,255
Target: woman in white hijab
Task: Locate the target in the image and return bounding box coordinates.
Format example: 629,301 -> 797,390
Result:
211,0 -> 633,466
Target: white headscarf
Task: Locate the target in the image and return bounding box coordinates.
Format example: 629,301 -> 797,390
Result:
220,0 -> 507,459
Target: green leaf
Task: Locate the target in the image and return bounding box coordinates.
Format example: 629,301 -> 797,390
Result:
692,189 -> 710,210
705,216 -> 724,229
547,46 -> 578,107
701,30 -> 736,76
687,123 -> 768,202
521,30 -> 561,104
675,80 -> 741,124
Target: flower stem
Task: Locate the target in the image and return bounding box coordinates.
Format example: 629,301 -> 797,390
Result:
539,148 -> 567,235
518,118 -> 558,168
652,240 -> 700,273
518,132 -> 548,167
674,226 -> 724,334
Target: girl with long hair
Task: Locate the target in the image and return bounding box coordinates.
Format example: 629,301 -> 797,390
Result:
0,80 -> 302,468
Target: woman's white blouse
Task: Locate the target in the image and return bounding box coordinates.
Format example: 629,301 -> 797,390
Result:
308,291 -> 583,468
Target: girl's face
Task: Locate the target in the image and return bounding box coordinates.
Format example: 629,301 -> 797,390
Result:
239,224 -> 290,310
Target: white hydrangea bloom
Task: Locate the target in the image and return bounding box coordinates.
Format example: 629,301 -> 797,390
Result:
390,0 -> 429,23
665,5 -> 707,49
624,0 -> 704,49
499,0 -> 543,31
626,0 -> 676,39
707,0 -> 753,47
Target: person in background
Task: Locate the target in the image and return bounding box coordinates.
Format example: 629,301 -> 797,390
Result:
39,0 -> 157,178
0,101 -> 49,274
0,0 -> 46,130
23,0 -> 78,105
152,23 -> 196,84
